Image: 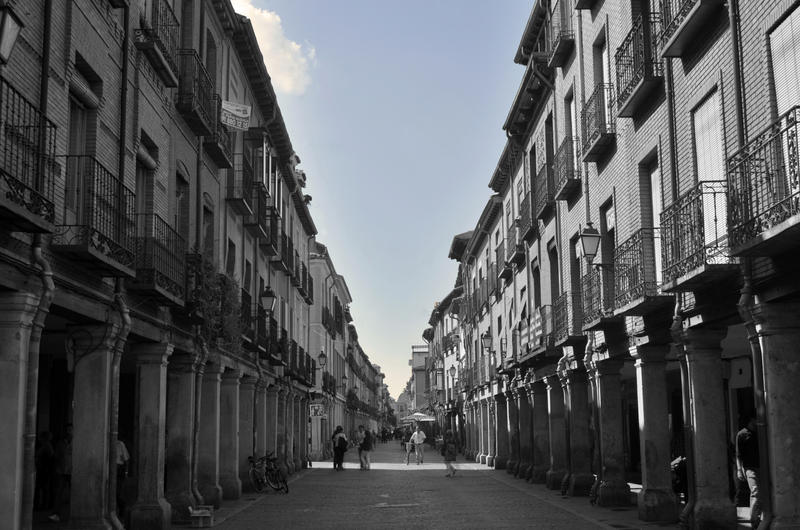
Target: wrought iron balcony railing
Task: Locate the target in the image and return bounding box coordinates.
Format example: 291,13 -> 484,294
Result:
228,154 -> 254,216
240,289 -> 254,344
660,0 -> 724,57
204,95 -> 233,168
292,250 -> 301,286
53,155 -> 136,277
519,191 -> 536,241
534,162 -> 555,219
727,105 -> 800,256
134,0 -> 180,86
615,13 -> 663,118
613,228 -> 670,315
661,180 -> 738,290
553,291 -> 583,345
548,11 -> 575,69
506,223 -> 524,266
581,83 -> 616,162
554,136 -> 581,200
175,49 -> 215,136
130,213 -> 186,306
0,76 -> 58,232
530,304 -> 554,353
306,274 -> 314,305
580,267 -> 617,330
497,240 -> 511,281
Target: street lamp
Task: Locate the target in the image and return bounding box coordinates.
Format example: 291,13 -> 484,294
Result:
481,331 -> 493,353
340,374 -> 348,391
317,351 -> 327,369
0,2 -> 24,65
579,222 -> 602,264
260,285 -> 277,314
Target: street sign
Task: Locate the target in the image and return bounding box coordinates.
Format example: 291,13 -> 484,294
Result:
309,403 -> 325,417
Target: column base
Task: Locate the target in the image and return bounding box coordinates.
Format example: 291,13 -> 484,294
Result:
479,453 -> 487,465
693,498 -> 736,529
530,465 -> 548,484
637,488 -> 678,523
516,463 -> 530,479
130,499 -> 172,530
494,456 -> 508,469
166,490 -> 196,523
486,455 -> 495,467
546,469 -> 566,490
198,483 -> 222,509
568,472 -> 596,497
506,459 -> 518,475
596,478 -> 632,507
219,474 -> 242,501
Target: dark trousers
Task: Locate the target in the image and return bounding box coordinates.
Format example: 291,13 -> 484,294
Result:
333,448 -> 345,469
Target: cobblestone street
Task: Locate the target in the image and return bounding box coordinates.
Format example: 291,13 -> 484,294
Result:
207,442 -> 679,530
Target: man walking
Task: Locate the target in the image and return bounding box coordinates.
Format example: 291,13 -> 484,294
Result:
410,425 -> 426,465
358,425 -> 373,470
736,415 -> 761,528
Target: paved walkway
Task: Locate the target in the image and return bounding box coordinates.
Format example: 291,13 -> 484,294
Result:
181,442 -> 755,529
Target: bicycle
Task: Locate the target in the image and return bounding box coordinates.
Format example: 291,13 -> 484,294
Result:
248,451 -> 289,493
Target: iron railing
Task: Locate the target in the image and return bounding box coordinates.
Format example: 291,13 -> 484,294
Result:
55,155 -> 136,270
615,13 -> 663,108
613,228 -> 662,309
0,76 -> 58,227
227,153 -> 254,212
240,289 -> 253,341
582,83 -> 616,153
506,223 -> 519,263
554,136 -> 581,198
534,162 -> 554,218
727,105 -> 800,251
531,304 -> 554,350
176,49 -> 214,135
549,8 -> 575,65
134,0 -> 179,75
205,95 -> 233,167
553,291 -> 583,343
519,191 -> 533,238
580,268 -> 615,326
133,213 -> 186,301
660,0 -> 699,48
661,180 -> 733,283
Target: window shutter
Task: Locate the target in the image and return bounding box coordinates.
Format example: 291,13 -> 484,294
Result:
770,7 -> 800,116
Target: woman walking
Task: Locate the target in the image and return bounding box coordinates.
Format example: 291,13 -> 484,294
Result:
332,426 -> 348,471
443,430 -> 458,477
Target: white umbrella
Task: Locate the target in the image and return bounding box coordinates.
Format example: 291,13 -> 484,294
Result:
400,412 -> 435,423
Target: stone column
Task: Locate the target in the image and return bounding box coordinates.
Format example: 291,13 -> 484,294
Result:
238,375 -> 257,492
219,369 -> 241,500
300,396 -> 309,468
293,394 -> 302,471
680,326 -> 736,528
265,385 -> 278,455
752,301 -> 800,528
474,400 -> 483,464
632,345 -> 678,522
255,380 -> 268,459
517,384 -> 532,479
487,398 -> 496,467
561,364 -> 594,496
165,354 -> 200,522
505,389 -> 520,475
530,380 -> 550,483
197,363 -> 223,508
276,387 -> 288,475
545,374 -> 567,490
130,343 -> 173,529
591,358 -> 630,506
493,393 -> 509,469
463,403 -> 472,459
285,391 -> 296,474
0,292 -> 38,529
70,321 -> 122,529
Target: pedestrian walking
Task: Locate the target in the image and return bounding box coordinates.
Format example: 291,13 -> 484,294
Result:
404,428 -> 414,465
410,425 -> 426,465
736,415 -> 761,528
356,425 -> 366,469
332,426 -> 348,471
442,429 -> 458,477
358,425 -> 373,470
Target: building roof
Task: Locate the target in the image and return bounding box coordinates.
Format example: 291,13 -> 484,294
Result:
514,1 -> 549,65
488,139 -> 526,193
463,195 -> 503,258
448,231 -> 473,261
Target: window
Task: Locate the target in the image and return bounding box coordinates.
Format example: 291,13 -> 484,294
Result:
600,201 -> 616,264
770,6 -> 800,115
692,90 -> 725,182
202,205 -> 214,257
532,264 -> 541,308
65,97 -> 89,224
225,239 -> 236,277
175,174 -> 189,242
548,240 -> 559,299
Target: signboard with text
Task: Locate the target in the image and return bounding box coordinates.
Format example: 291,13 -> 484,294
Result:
220,100 -> 251,130
309,403 -> 326,417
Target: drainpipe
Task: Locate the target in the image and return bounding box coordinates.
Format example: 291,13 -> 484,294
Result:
107,280 -> 130,530
670,295 -> 695,529
20,0 -> 55,526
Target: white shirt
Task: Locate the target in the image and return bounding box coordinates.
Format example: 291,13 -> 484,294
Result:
410,431 -> 426,444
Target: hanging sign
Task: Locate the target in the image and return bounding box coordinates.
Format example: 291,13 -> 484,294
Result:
220,100 -> 252,130
309,403 -> 326,417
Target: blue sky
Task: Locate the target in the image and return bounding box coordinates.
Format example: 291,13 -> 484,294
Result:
234,1 -> 533,399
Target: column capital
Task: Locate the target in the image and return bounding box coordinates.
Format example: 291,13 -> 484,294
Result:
221,369 -> 242,384
67,321 -> 122,367
530,379 -> 548,394
629,344 -> 669,363
132,342 -> 174,365
593,357 -> 625,377
240,374 -> 259,387
0,291 -> 39,325
751,301 -> 800,333
494,392 -> 507,404
544,374 -> 561,391
169,352 -> 203,373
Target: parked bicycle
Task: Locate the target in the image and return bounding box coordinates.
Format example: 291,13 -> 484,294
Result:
248,451 -> 289,493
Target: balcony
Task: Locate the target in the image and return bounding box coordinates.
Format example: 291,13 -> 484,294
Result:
497,240 -> 512,281
519,191 -> 536,242
284,234 -> 295,274
292,251 -> 301,286
615,13 -> 663,118
298,262 -> 308,297
507,223 -> 525,267
660,0 -> 724,58
548,16 -> 575,69
240,290 -> 255,348
581,83 -> 616,162
528,305 -> 555,357
581,267 -> 620,331
53,156 -> 136,277
554,136 -> 581,201
305,274 -> 314,305
227,154 -> 254,216
0,77 -> 58,233
661,180 -> 738,291
534,163 -> 555,220
574,0 -> 598,9
134,0 -> 179,87
260,209 -> 280,256
279,328 -> 289,366
204,96 -> 233,168
553,291 -> 584,346
244,184 -> 268,240
175,49 -> 214,137
129,214 -> 186,306
613,228 -> 672,316
727,106 -> 800,257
